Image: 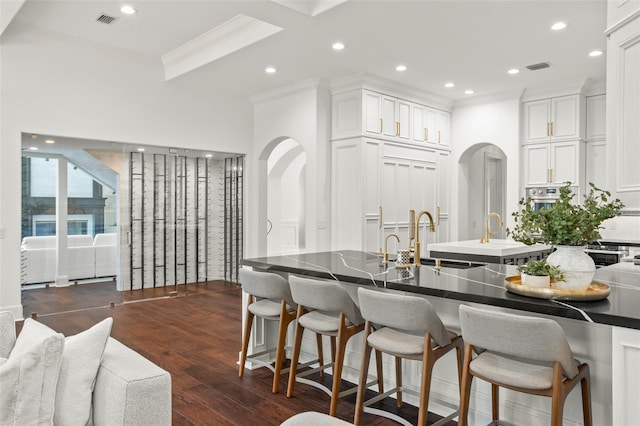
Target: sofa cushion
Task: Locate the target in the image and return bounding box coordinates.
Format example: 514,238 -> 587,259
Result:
54,317 -> 113,426
0,318 -> 65,425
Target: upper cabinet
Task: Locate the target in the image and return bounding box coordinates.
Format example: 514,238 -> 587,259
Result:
523,94 -> 585,143
333,89 -> 450,147
586,94 -> 606,141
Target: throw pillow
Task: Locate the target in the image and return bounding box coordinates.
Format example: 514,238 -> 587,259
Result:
54,317 -> 113,426
0,319 -> 65,425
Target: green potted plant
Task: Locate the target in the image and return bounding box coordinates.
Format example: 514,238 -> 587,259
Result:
508,182 -> 624,290
517,259 -> 564,288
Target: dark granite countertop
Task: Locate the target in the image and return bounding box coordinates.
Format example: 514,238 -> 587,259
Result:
242,250 -> 640,330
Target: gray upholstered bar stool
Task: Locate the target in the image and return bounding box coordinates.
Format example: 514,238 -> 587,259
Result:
286,275 -> 377,417
458,304 -> 592,426
238,269 -> 297,393
354,287 -> 464,426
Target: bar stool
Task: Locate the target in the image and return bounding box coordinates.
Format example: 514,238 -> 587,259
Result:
458,304 -> 592,426
238,269 -> 297,393
286,275 -> 378,417
354,287 -> 464,426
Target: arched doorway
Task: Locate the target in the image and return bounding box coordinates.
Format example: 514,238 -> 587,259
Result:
458,143 -> 507,240
263,137 -> 307,255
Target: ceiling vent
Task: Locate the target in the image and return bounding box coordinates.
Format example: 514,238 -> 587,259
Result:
96,13 -> 118,25
526,62 -> 550,71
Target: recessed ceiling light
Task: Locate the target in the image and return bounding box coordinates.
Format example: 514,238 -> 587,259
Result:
121,5 -> 137,15
395,64 -> 407,72
137,148 -> 145,152
205,154 -> 213,158
444,82 -> 455,88
265,66 -> 276,74
589,50 -> 603,57
508,68 -> 520,75
29,146 -> 38,151
45,139 -> 55,144
551,22 -> 567,31
332,42 -> 345,50
464,90 -> 475,95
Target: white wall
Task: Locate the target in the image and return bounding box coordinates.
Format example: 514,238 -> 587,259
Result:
0,25 -> 252,318
450,96 -> 522,241
246,79 -> 331,258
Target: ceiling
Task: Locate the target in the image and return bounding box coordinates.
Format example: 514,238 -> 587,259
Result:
6,0 -> 608,101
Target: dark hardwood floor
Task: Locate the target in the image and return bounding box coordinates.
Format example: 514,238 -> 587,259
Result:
18,281 -> 457,425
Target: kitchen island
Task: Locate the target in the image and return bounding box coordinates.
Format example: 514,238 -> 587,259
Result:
241,251 -> 640,426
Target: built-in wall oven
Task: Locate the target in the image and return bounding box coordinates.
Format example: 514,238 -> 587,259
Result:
526,187 -> 561,212
584,244 -> 629,267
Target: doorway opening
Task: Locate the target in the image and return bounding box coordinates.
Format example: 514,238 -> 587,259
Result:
265,137 -> 306,256
458,143 -> 507,240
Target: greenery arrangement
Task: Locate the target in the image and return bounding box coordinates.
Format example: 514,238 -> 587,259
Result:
517,259 -> 564,282
508,182 -> 624,246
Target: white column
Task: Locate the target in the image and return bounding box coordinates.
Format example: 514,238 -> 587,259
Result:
55,157 -> 69,287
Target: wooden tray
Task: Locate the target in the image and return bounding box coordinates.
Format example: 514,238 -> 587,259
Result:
505,275 -> 610,301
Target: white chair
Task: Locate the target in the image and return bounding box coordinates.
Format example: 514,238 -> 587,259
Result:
354,287 -> 463,426
286,276 -> 379,417
67,235 -> 95,280
94,233 -> 117,277
458,304 -> 592,426
238,269 -> 297,393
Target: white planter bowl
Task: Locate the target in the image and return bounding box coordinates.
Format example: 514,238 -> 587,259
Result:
546,245 -> 595,291
521,273 -> 551,288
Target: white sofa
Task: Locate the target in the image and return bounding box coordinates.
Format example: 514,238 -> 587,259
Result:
0,312 -> 172,425
21,233 -> 116,284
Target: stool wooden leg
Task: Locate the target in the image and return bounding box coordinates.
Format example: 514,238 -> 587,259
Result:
375,349 -> 384,394
272,302 -> 293,393
287,305 -> 306,398
580,365 -> 592,426
239,296 -> 254,378
417,334 -> 435,426
491,384 -> 499,421
330,314 -> 350,417
354,322 -> 374,426
316,333 -> 324,378
458,343 -> 474,426
395,356 -> 403,408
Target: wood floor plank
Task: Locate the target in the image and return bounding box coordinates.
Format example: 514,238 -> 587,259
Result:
17,281 -> 456,425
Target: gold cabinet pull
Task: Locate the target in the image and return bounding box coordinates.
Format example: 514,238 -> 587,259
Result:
437,130 -> 441,144
550,122 -> 554,136
379,206 -> 382,228
424,128 -> 429,141
395,122 -> 400,136
550,169 -> 554,183
379,118 -> 383,134
437,206 -> 441,226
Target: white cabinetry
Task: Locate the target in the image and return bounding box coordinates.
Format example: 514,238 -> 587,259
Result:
586,94 -> 607,189
523,95 -> 585,143
411,104 -> 450,145
363,91 -> 411,140
612,326 -> 640,425
523,141 -> 583,187
606,4 -> 640,208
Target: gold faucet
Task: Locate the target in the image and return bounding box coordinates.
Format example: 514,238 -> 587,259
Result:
480,212 -> 504,243
414,210 -> 436,266
384,233 -> 400,262
408,209 -> 416,252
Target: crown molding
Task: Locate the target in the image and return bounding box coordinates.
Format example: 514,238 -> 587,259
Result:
249,78 -> 322,104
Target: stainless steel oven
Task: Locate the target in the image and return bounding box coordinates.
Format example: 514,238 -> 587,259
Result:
584,244 -> 629,267
526,187 -> 560,212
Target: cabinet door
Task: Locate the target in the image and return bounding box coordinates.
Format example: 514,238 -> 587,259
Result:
381,96 -> 398,138
425,108 -> 438,144
551,95 -> 581,140
435,110 -> 451,145
586,95 -> 606,141
364,92 -> 382,134
381,159 -> 411,229
412,104 -> 426,143
524,99 -> 551,142
550,142 -> 579,185
410,161 -> 437,256
523,144 -> 550,186
397,100 -> 411,140
436,151 -> 450,242
586,141 -> 606,188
